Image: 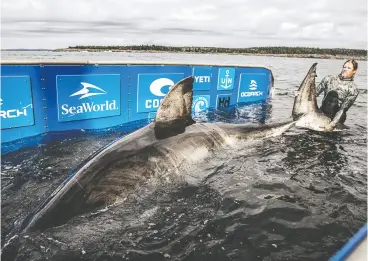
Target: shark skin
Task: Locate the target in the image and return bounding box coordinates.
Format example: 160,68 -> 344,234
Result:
21,63 -> 336,233
292,62 -> 344,132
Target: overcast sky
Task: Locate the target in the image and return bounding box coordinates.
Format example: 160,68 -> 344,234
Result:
1,0 -> 367,49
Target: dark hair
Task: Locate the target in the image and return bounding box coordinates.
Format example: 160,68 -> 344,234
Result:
344,59 -> 358,70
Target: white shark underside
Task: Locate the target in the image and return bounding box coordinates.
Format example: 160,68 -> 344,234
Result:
21,63 -> 337,233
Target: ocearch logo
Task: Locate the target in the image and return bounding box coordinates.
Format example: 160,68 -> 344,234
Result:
249,80 -> 258,90
0,98 -> 33,119
240,79 -> 263,97
146,78 -> 174,109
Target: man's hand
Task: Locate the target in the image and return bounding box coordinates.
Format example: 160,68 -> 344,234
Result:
323,124 -> 335,132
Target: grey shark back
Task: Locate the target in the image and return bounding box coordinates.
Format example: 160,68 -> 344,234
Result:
21,76 -> 199,233
20,123 -> 158,232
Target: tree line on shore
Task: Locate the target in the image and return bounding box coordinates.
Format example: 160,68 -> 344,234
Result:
66,45 -> 367,57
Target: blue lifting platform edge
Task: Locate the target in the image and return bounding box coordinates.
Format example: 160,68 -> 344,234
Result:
330,223 -> 367,261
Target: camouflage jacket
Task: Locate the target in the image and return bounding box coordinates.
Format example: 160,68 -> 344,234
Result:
316,74 -> 359,125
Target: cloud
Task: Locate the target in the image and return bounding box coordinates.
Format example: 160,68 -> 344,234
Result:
1,0 -> 367,49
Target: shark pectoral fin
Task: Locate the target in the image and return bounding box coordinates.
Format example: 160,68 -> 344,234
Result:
154,76 -> 196,139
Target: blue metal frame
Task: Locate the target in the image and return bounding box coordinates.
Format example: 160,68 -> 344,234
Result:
1,65 -> 47,142
1,62 -> 274,153
329,223 -> 367,261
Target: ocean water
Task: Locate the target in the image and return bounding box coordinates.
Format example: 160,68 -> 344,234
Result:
1,51 -> 367,261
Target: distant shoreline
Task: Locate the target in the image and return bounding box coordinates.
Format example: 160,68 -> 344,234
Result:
56,45 -> 367,60
3,45 -> 366,60
52,48 -> 366,60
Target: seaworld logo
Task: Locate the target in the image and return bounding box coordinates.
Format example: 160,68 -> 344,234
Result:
61,100 -> 117,116
56,75 -> 121,122
70,82 -> 107,99
60,82 -> 117,116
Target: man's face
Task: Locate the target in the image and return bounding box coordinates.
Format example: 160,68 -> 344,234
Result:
340,62 -> 356,79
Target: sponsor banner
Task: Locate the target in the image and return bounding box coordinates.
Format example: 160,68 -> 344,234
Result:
217,68 -> 235,91
148,112 -> 156,123
216,94 -> 232,109
192,95 -> 210,115
237,73 -> 268,103
192,67 -> 211,91
56,74 -> 121,122
0,76 -> 35,129
137,73 -> 184,113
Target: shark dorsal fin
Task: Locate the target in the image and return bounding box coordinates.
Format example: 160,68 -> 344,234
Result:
154,76 -> 195,139
292,63 -> 319,120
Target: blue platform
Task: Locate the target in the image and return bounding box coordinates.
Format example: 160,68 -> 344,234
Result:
330,224 -> 367,261
0,61 -> 274,153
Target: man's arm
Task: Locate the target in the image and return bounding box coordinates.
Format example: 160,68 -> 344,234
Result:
325,91 -> 359,130
316,76 -> 329,97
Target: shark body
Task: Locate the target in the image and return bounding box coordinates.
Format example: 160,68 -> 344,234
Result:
21,63 -> 339,233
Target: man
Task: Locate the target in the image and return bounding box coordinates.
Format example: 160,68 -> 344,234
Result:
316,59 -> 359,131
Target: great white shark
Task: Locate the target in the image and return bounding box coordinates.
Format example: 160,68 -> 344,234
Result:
20,62 -> 338,233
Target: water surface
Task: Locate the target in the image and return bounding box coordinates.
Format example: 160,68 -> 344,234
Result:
1,51 -> 367,261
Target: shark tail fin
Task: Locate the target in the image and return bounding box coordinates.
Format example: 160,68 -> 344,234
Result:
291,63 -> 319,120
